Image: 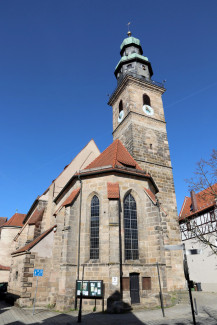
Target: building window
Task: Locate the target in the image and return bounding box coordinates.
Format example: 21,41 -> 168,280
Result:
142,277 -> 151,290
119,100 -> 123,113
187,221 -> 191,231
90,195 -> 99,259
124,193 -> 139,260
122,277 -> 130,291
143,94 -> 151,106
127,64 -> 132,69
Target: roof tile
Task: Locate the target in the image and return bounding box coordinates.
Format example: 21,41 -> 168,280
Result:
107,183 -> 120,199
0,217 -> 7,227
179,183 -> 217,220
12,225 -> 56,255
83,140 -> 142,171
144,188 -> 157,205
28,208 -> 45,225
0,264 -> 10,271
62,188 -> 80,207
3,213 -> 26,227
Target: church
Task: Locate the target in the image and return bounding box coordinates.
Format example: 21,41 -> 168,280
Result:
7,31 -> 186,311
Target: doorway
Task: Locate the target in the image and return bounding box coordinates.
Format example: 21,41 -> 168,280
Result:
130,273 -> 140,304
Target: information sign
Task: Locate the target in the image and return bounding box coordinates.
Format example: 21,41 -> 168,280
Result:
76,280 -> 103,298
33,269 -> 43,277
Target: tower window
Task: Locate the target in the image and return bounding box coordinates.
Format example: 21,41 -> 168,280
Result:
124,193 -> 139,260
127,64 -> 132,69
143,94 -> 151,106
142,65 -> 146,70
90,195 -> 99,259
119,100 -> 123,113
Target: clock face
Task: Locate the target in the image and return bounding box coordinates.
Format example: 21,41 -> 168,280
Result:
118,110 -> 124,122
143,105 -> 154,116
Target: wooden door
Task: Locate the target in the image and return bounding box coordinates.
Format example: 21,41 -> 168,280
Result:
130,273 -> 140,304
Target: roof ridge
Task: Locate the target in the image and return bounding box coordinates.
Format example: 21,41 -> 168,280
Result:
113,140 -> 119,168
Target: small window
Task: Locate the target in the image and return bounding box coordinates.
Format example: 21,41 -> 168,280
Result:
150,144 -> 152,149
122,277 -> 130,291
187,222 -> 191,231
15,271 -> 18,280
127,64 -> 132,69
142,65 -> 146,70
142,277 -> 151,290
119,100 -> 123,114
143,94 -> 151,106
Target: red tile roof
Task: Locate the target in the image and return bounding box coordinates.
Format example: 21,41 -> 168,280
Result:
107,183 -> 120,199
62,188 -> 80,207
3,213 -> 26,227
0,264 -> 10,271
0,217 -> 7,227
28,208 -> 45,225
144,188 -> 157,205
179,183 -> 217,220
12,225 -> 56,255
84,140 -> 142,171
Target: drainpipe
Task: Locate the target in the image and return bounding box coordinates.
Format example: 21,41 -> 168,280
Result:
77,174 -> 82,280
75,174 -> 82,310
118,198 -> 123,299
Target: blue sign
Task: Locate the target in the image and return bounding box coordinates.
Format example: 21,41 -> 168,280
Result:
33,269 -> 43,277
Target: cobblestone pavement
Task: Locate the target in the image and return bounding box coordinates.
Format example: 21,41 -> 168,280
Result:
0,292 -> 217,325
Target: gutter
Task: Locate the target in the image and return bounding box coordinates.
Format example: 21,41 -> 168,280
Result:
54,167 -> 158,204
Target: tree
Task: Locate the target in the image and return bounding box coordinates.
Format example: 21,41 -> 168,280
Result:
183,149 -> 217,255
186,149 -> 217,199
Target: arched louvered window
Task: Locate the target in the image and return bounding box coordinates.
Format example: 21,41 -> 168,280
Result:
90,195 -> 99,259
124,193 -> 139,260
143,94 -> 151,106
119,100 -> 123,113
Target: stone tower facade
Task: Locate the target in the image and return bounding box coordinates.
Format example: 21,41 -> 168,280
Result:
109,33 -> 184,291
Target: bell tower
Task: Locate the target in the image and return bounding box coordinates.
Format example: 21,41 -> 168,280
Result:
108,33 -> 183,290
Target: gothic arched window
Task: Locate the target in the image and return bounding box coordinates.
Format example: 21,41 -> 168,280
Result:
119,100 -> 123,113
143,94 -> 151,106
124,193 -> 139,260
90,195 -> 99,259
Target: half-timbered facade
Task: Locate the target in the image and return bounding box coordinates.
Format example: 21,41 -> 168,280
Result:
179,184 -> 217,291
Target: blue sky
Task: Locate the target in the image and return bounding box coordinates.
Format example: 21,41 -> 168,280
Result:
1,0 -> 217,218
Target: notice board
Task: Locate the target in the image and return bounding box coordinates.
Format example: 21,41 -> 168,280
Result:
76,280 -> 103,298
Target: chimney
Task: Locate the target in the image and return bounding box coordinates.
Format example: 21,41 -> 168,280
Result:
190,190 -> 198,212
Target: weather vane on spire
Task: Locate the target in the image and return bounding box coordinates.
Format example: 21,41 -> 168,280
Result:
127,22 -> 132,37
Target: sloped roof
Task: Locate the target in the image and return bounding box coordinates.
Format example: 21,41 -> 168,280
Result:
3,213 -> 26,227
0,217 -> 7,227
28,208 -> 45,225
84,140 -> 142,171
62,188 -> 80,207
144,188 -> 157,205
107,183 -> 120,199
12,225 -> 56,255
179,183 -> 217,220
0,264 -> 10,271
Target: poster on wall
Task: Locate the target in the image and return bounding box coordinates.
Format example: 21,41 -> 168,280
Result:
76,280 -> 103,298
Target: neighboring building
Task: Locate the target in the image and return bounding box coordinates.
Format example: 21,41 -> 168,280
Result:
179,184 -> 217,292
8,32 -> 185,310
0,213 -> 26,282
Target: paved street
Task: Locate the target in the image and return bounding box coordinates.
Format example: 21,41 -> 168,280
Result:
1,292 -> 217,324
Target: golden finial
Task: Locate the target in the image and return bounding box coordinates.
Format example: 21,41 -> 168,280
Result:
127,22 -> 131,37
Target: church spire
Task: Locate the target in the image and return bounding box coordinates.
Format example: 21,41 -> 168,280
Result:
115,34 -> 153,85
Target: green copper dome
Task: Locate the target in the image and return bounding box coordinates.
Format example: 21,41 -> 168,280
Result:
120,36 -> 141,50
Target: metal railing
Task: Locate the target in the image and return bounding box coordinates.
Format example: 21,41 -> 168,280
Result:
109,71 -> 165,101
